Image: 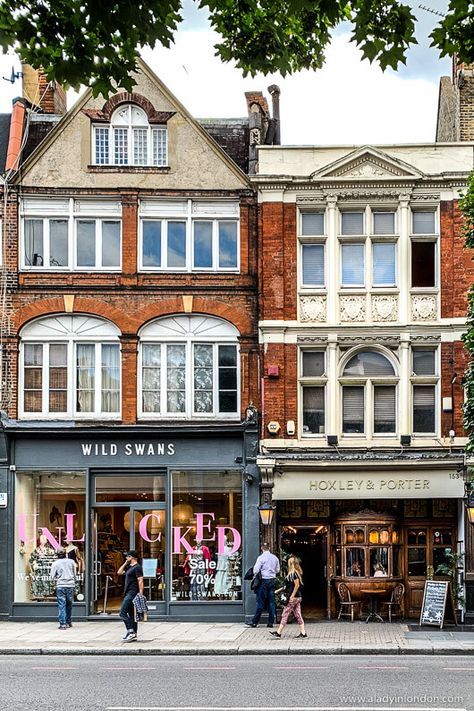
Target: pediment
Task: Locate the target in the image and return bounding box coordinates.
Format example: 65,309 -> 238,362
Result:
311,146 -> 424,181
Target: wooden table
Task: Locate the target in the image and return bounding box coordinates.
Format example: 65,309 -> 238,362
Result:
360,588 -> 386,624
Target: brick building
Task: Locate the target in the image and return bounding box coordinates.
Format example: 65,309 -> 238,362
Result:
0,59 -> 268,622
255,136 -> 474,619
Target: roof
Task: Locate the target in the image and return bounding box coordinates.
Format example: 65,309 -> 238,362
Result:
199,118 -> 250,174
0,113 -> 11,173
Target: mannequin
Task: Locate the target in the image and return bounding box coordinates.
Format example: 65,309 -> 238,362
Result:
213,539 -> 234,597
29,534 -> 57,598
184,539 -> 211,600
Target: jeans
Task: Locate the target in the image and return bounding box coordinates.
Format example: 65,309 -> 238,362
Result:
252,578 -> 276,626
119,592 -> 138,633
56,587 -> 74,627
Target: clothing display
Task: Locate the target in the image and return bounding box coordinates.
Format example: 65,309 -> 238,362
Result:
29,543 -> 57,598
214,544 -> 241,598
185,543 -> 211,600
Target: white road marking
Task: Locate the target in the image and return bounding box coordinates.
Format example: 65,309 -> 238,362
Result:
357,666 -> 409,670
182,666 -> 236,670
274,665 -> 330,669
442,667 -> 473,671
31,667 -> 76,670
103,667 -> 157,671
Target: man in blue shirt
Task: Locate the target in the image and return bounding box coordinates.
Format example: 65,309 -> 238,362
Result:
247,543 -> 280,628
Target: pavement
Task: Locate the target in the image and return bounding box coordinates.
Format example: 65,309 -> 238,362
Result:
0,619 -> 473,655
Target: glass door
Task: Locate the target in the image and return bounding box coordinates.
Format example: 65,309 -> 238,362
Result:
91,506 -> 130,614
130,506 -> 166,604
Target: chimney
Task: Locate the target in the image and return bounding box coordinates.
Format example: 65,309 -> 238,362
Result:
22,63 -> 67,115
245,86 -> 281,174
5,98 -> 27,172
267,85 -> 281,145
437,55 -> 474,142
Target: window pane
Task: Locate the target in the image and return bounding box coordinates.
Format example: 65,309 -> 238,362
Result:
372,242 -> 396,286
373,212 -> 395,234
167,344 -> 186,412
24,344 -> 43,412
142,221 -> 161,267
133,127 -> 147,164
413,210 -> 435,234
341,212 -> 364,235
114,127 -> 128,165
408,547 -> 426,576
49,344 -> 67,413
142,344 -> 161,413
49,220 -> 68,267
302,212 -> 324,235
341,244 -> 364,285
101,344 -> 120,413
76,344 -> 95,413
302,351 -> 325,377
24,219 -> 44,266
102,221 -> 121,267
302,244 -> 324,286
370,547 -> 389,576
346,548 -> 365,577
343,386 -> 364,433
218,345 -> 237,413
413,385 -> 435,433
343,351 -> 395,377
194,344 -> 213,413
194,222 -> 213,268
413,349 -> 436,375
374,385 -> 396,433
302,387 -> 325,434
218,222 -> 238,268
167,222 -> 186,268
152,128 -> 167,166
95,475 -> 165,502
95,127 -> 109,164
411,242 -> 435,287
76,220 -> 96,267
171,470 -> 242,601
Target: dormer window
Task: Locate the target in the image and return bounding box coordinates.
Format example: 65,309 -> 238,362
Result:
93,104 -> 167,167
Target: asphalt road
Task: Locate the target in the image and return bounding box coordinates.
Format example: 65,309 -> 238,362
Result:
0,655 -> 471,711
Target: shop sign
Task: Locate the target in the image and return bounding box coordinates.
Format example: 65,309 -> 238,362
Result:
80,442 -> 175,457
0,493 -> 7,508
272,469 -> 465,500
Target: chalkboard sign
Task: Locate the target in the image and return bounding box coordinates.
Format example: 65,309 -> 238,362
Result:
419,580 -> 457,628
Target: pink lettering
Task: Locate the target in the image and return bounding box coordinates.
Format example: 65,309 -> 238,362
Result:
217,526 -> 241,555
139,514 -> 163,543
196,513 -> 215,542
173,526 -> 195,554
65,513 -> 85,543
39,527 -> 62,550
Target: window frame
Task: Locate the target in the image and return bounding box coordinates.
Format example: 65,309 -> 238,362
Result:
410,346 -> 439,436
138,200 -> 240,273
20,198 -> 122,272
299,349 -> 327,437
298,209 -> 326,291
410,207 -> 439,290
19,317 -> 121,420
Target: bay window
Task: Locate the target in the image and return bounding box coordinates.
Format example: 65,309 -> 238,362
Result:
139,315 -> 240,419
20,315 -> 121,419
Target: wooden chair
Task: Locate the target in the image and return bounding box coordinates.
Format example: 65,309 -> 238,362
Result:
337,582 -> 361,622
381,583 -> 404,622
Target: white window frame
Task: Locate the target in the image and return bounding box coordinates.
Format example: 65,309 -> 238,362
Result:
138,199 -> 240,273
410,346 -> 439,436
92,104 -> 168,167
299,349 -> 327,437
298,209 -> 326,291
19,315 -> 121,420
138,315 -> 240,420
20,198 -> 122,272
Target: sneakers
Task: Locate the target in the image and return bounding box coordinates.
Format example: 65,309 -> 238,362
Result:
269,631 -> 281,638
122,631 -> 137,642
245,623 -> 257,628
58,625 -> 68,630
266,624 -> 274,628
296,632 -> 308,638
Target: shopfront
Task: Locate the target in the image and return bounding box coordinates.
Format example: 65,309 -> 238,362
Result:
7,423 -> 259,621
265,456 -> 466,619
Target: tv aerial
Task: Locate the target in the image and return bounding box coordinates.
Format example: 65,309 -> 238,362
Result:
2,66 -> 23,84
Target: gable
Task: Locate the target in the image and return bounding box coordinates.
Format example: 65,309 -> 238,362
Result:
311,146 -> 424,181
17,59 -> 249,191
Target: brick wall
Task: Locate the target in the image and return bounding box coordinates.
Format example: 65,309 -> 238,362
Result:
260,201 -> 297,321
261,342 -> 297,437
440,199 -> 474,319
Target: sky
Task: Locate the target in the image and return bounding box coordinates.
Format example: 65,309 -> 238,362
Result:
0,0 -> 451,145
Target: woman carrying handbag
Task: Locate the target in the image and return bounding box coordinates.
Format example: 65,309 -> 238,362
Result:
270,556 -> 307,639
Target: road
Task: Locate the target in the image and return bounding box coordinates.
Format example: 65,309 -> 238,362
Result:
0,655 -> 471,711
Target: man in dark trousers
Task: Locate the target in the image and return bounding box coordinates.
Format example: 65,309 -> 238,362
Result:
117,550 -> 144,642
247,542 -> 280,628
50,547 -> 77,630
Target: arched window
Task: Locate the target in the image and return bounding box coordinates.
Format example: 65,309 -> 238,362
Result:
340,350 -> 398,436
93,104 -> 167,167
139,315 -> 240,419
20,315 -> 121,419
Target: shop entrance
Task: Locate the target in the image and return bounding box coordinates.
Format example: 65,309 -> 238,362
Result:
279,525 -> 328,619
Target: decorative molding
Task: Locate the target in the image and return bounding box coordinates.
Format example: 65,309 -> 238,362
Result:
410,193 -> 440,201
300,295 -> 327,322
340,295 -> 366,322
297,335 -> 329,344
410,334 -> 441,343
411,294 -> 438,321
325,189 -> 404,201
337,334 -> 400,346
371,294 -> 398,322
332,160 -> 401,178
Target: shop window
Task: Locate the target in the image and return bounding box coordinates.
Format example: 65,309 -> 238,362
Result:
370,547 -> 389,577
408,547 -> 427,577
346,548 -> 365,577
139,315 -> 239,419
171,470 -> 242,602
20,315 -> 121,420
408,528 -> 427,545
14,471 -> 86,603
333,517 -> 400,580
139,199 -> 239,272
93,105 -> 167,166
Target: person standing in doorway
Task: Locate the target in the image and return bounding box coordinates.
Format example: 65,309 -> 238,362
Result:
117,550 -> 144,642
270,556 -> 307,639
50,547 -> 77,630
247,542 -> 280,628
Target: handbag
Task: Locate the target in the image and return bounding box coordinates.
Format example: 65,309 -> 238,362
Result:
244,567 -> 254,581
279,592 -> 289,605
250,571 -> 262,591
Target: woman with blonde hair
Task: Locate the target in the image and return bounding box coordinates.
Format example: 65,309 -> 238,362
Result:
270,556 -> 307,639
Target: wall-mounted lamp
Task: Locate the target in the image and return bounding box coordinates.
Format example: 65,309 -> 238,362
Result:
465,482 -> 474,525
258,502 -> 276,526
